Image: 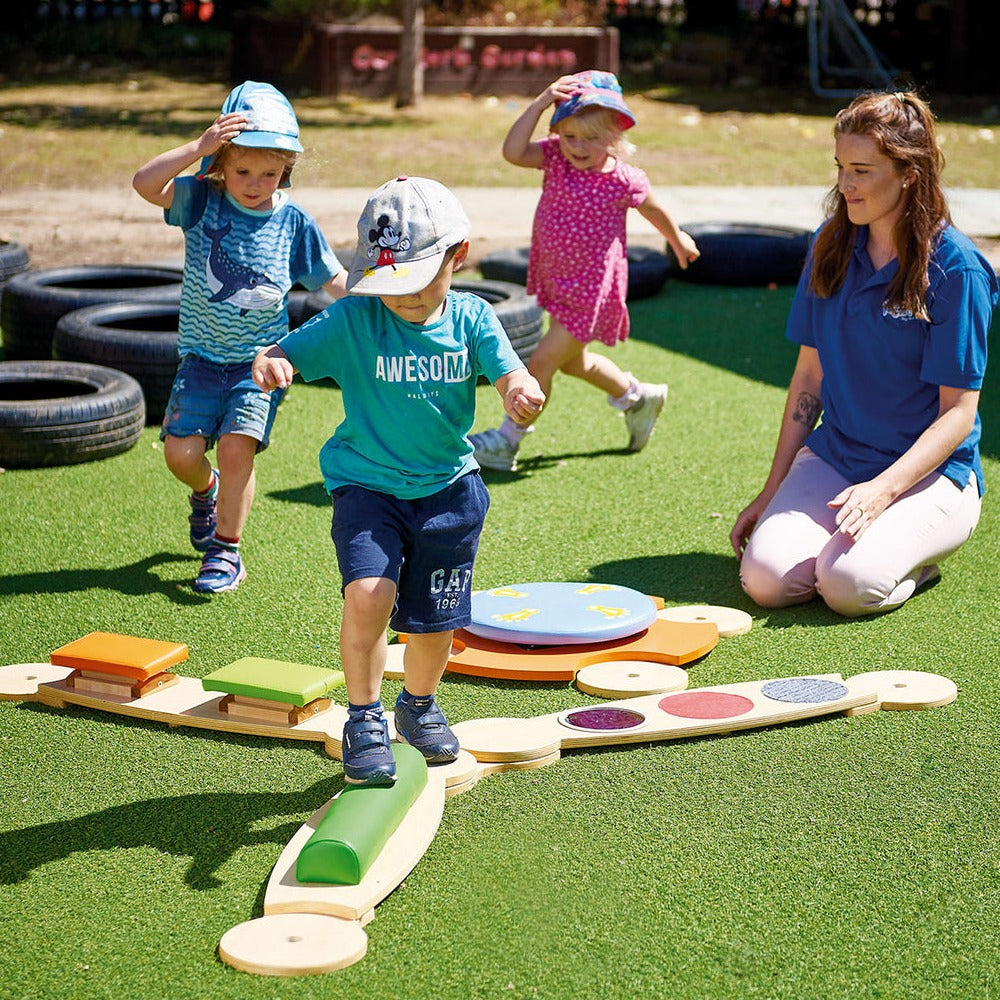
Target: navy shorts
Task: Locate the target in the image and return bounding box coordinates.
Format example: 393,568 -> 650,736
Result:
330,472 -> 490,634
160,354 -> 285,451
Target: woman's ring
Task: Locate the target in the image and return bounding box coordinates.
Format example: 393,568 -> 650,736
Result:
856,505 -> 864,517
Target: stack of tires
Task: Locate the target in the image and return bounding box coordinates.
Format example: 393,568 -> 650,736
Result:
478,224 -> 814,301
0,256 -> 182,468
0,240 -> 31,292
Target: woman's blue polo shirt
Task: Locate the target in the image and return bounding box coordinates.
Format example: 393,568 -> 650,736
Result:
787,224 -> 997,495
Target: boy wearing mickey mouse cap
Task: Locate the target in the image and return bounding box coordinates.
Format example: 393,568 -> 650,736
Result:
254,176 -> 545,786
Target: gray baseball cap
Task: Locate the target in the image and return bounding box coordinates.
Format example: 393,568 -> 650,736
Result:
346,176 -> 470,296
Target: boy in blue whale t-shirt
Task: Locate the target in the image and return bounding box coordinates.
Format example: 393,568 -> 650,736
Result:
253,176 -> 545,786
132,81 -> 346,594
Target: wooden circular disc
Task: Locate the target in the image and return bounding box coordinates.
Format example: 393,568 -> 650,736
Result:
435,748 -> 480,793
218,913 -> 367,976
0,662 -> 71,700
658,605 -> 752,637
850,670 -> 958,710
444,771 -> 481,798
479,749 -> 561,776
575,659 -> 689,699
451,716 -> 560,762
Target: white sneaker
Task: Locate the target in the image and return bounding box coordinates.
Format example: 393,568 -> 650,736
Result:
624,383 -> 668,452
471,427 -> 520,471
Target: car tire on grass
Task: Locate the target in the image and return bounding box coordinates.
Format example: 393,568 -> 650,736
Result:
52,301 -> 180,424
478,246 -> 671,300
665,223 -> 812,285
0,360 -> 146,468
0,240 -> 30,286
0,264 -> 183,361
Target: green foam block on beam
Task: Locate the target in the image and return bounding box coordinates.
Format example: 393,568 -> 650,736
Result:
201,657 -> 345,706
296,743 -> 428,885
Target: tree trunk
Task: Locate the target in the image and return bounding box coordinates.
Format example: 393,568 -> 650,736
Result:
396,0 -> 425,109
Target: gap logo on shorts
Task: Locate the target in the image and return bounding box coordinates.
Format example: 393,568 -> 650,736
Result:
430,567 -> 473,611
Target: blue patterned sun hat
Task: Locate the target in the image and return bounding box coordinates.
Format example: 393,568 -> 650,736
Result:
550,70 -> 637,131
199,81 -> 302,186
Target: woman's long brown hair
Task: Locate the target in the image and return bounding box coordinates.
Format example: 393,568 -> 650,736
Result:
809,91 -> 950,321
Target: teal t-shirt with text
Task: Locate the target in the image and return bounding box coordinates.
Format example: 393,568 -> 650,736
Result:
278,291 -> 522,499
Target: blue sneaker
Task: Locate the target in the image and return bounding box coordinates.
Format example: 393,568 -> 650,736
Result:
342,711 -> 397,786
189,469 -> 219,552
193,545 -> 246,594
394,693 -> 460,764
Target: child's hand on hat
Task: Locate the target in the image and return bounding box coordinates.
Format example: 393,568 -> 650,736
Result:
198,112 -> 247,157
542,75 -> 581,109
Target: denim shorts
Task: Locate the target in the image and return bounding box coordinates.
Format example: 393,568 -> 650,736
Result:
160,354 -> 285,451
330,472 -> 490,634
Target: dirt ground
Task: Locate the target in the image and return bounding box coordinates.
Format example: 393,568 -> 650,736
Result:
0,186 -> 539,274
5,184 -> 999,275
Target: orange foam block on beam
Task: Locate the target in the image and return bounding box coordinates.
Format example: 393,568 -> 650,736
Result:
50,632 -> 189,682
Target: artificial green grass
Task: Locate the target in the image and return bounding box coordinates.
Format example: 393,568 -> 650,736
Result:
1,282 -> 998,999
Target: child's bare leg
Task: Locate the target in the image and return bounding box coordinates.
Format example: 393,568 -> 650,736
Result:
529,318 -> 631,411
215,432 -> 258,539
560,344 -> 631,397
401,630 -> 455,696
471,318 -> 636,469
528,318 -> 665,452
163,433 -> 213,492
340,577 -> 396,706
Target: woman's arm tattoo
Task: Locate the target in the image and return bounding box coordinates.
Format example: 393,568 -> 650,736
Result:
793,392 -> 822,428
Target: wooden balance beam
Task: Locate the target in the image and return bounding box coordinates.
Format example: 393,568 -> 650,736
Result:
218,742 -> 446,976
217,666 -> 957,976
0,633 -> 959,978
0,635 -> 481,797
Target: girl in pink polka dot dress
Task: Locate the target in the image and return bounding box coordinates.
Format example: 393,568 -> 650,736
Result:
471,70 -> 699,472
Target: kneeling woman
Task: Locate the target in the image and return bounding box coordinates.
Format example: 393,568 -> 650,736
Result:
730,91 -> 998,616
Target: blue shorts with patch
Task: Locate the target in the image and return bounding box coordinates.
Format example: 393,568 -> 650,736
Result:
330,472 -> 490,634
160,353 -> 284,451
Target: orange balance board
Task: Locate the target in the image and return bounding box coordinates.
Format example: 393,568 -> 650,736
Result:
50,631 -> 189,682
398,617 -> 718,682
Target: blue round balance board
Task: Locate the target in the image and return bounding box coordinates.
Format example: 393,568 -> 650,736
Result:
467,582 -> 658,645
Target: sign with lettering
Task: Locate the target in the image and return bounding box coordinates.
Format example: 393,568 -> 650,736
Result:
232,18 -> 620,97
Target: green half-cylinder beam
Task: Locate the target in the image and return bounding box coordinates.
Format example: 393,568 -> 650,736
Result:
296,743 -> 428,885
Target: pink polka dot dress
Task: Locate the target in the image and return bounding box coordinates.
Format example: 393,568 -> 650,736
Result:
527,136 -> 649,346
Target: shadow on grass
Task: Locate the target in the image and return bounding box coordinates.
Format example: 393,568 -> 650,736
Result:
0,101 -> 402,139
0,552 -> 210,606
588,550 -> 848,629
269,481 -> 330,507
627,282 -> 800,390
0,734 -> 339,891
475,446 -> 630,481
